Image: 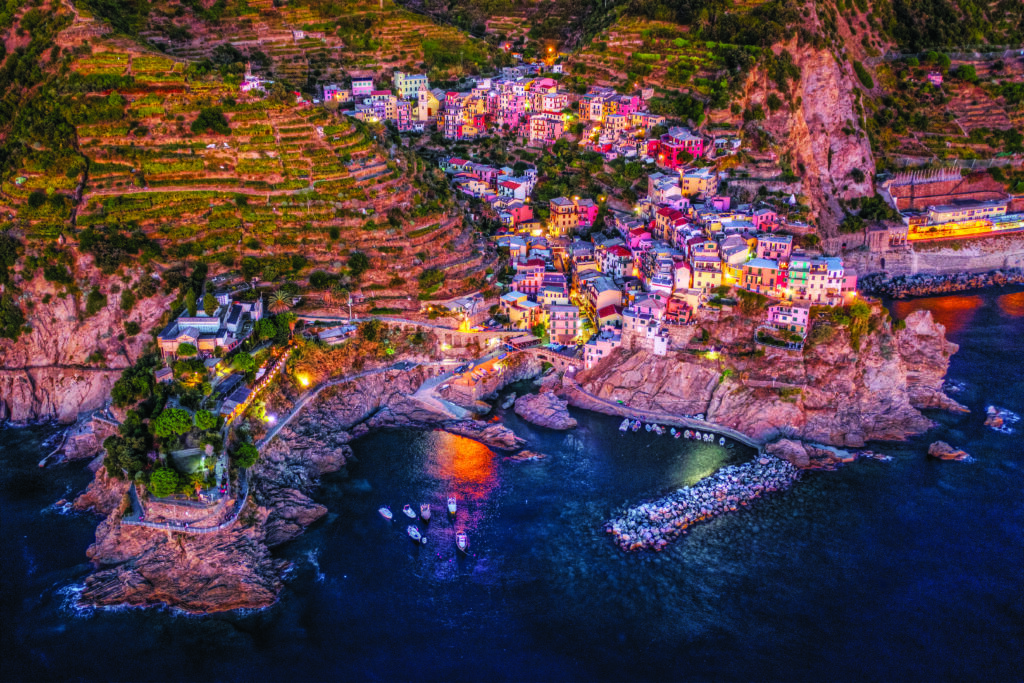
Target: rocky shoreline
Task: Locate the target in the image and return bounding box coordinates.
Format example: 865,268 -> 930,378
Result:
860,270 -> 1024,299
606,455 -> 802,552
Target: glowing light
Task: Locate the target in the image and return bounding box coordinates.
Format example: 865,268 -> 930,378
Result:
297,374 -> 310,387
706,351 -> 720,360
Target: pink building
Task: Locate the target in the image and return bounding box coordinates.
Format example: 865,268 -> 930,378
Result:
574,198 -> 599,227
752,208 -> 778,230
768,302 -> 810,335
658,127 -> 704,169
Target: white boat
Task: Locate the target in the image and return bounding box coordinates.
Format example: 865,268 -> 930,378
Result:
645,423 -> 652,432
420,503 -> 431,520
674,430 -> 681,439
403,504 -> 416,518
456,532 -> 469,553
407,526 -> 427,544
719,437 -> 726,446
447,497 -> 457,514
619,418 -> 630,432
378,506 -> 393,520
694,431 -> 702,441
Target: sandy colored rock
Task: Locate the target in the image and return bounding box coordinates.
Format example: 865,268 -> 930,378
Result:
927,441 -> 971,461
575,309 -> 960,448
514,391 -> 578,430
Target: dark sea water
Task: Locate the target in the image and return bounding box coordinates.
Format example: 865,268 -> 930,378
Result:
2,289 -> 1023,682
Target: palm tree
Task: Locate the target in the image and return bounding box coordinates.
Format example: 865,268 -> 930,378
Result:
269,289 -> 292,314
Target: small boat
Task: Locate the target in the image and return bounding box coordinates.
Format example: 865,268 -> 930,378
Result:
670,427 -> 676,436
631,420 -> 640,432
674,430 -> 681,439
420,503 -> 431,520
694,431 -> 702,441
378,506 -> 393,520
447,497 -> 457,514
407,526 -> 427,544
619,418 -> 630,432
655,425 -> 664,435
719,437 -> 726,446
403,504 -> 416,518
645,423 -> 652,432
685,430 -> 692,439
456,532 -> 469,553
696,414 -> 705,421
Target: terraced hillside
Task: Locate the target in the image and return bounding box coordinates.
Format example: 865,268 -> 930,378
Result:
1,4 -> 492,320
140,0 -> 502,88
567,19 -> 741,98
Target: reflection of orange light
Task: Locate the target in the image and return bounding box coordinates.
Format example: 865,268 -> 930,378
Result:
425,432 -> 498,503
892,294 -> 983,335
996,291 -> 1024,318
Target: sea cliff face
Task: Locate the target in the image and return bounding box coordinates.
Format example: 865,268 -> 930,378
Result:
0,269 -> 173,423
73,366 -> 523,613
574,309 -> 961,448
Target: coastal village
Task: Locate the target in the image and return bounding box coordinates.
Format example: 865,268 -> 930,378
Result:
73,48 -> 1024,540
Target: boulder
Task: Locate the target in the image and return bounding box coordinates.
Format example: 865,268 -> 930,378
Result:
927,441 -> 971,461
514,392 -> 578,430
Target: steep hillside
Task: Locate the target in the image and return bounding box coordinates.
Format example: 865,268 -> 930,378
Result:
0,1 -> 491,422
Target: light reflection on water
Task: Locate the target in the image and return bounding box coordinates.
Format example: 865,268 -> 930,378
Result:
996,290 -> 1024,317
892,294 -> 983,334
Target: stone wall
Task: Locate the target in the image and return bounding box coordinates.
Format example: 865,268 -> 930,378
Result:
845,235 -> 1024,277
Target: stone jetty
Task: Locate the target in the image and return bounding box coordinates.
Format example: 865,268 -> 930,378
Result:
606,455 -> 801,552
861,270 -> 1024,298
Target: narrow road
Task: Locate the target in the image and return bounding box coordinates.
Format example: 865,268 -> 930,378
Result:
256,360 -> 453,448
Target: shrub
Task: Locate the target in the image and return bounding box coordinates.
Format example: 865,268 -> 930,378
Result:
151,407 -> 193,439
0,294 -> 25,341
191,107 -> 230,135
149,467 -> 179,498
124,320 -> 141,335
234,443 -> 258,468
853,61 -> 873,89
85,287 -> 108,317
194,409 -> 217,431
177,342 -> 198,357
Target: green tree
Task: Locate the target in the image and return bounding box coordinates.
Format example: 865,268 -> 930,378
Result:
256,318 -> 276,340
194,409 -> 217,431
234,443 -> 259,468
0,294 -> 25,341
231,352 -> 255,372
348,251 -> 371,279
184,289 -> 197,316
202,293 -> 218,316
191,107 -> 230,135
149,467 -> 179,498
151,407 -> 193,439
85,287 -> 108,317
268,290 -> 292,314
177,342 -> 198,357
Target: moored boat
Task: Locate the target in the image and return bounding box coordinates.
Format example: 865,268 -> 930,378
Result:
420,503 -> 431,520
407,526 -> 427,544
447,496 -> 457,514
674,430 -> 681,439
378,506 -> 393,520
619,418 -> 630,432
456,532 -> 469,553
645,423 -> 652,432
631,420 -> 640,432
670,427 -> 676,436
403,504 -> 416,518
719,437 -> 726,446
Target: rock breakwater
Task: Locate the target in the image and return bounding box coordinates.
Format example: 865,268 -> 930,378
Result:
606,456 -> 801,552
861,270 -> 1024,298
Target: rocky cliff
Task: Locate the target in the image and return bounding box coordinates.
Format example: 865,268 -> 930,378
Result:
74,365 -> 524,613
741,34 -> 876,232
574,309 -> 962,448
0,267 -> 173,423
